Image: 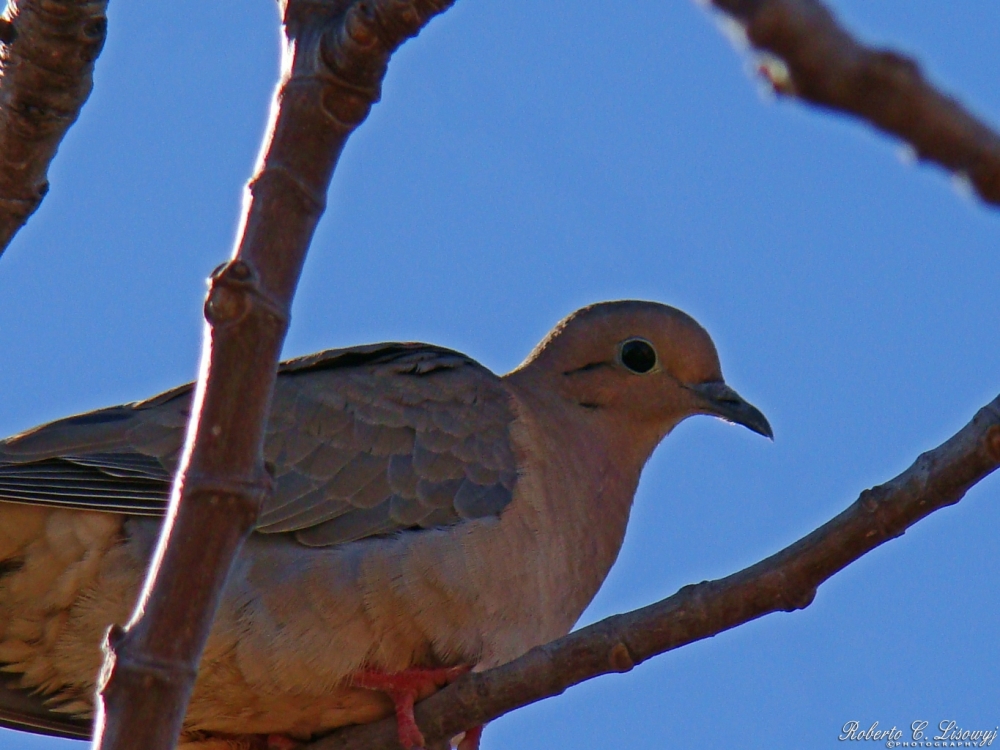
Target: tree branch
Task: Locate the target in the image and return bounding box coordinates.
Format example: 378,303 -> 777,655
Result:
709,0 -> 1000,206
0,0 -> 107,256
91,1 -> 454,748
311,395 -> 1000,750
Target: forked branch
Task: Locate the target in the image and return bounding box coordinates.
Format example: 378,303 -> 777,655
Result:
311,396 -> 1000,750
0,0 -> 107,256
92,1 -> 454,749
711,0 -> 1000,206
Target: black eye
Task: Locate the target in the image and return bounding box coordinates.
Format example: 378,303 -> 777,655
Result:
619,338 -> 657,374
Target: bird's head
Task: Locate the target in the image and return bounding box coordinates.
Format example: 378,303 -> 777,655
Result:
508,300 -> 772,448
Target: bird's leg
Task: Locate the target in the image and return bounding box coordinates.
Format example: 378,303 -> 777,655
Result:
455,724 -> 483,750
351,666 -> 470,749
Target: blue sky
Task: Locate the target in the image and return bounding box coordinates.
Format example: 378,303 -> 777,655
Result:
1,1 -> 997,748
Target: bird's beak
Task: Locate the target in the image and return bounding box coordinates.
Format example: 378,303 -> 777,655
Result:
686,381 -> 773,440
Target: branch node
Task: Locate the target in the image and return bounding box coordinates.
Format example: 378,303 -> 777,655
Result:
319,0 -> 454,105
83,17 -> 107,40
106,622 -> 126,648
676,581 -> 701,598
321,82 -> 374,128
79,16 -> 107,62
781,585 -> 817,612
608,642 -> 635,673
344,4 -> 377,47
986,425 -> 1000,463
319,24 -> 387,105
756,53 -> 795,95
858,487 -> 886,513
96,623 -> 125,692
0,18 -> 16,45
204,259 -> 289,329
99,624 -> 198,692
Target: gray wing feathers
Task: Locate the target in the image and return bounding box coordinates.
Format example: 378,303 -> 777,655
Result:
0,454 -> 169,515
0,344 -> 519,548
0,674 -> 91,740
0,385 -> 190,466
0,388 -> 189,514
257,345 -> 519,546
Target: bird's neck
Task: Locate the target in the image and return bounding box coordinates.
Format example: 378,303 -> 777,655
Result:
503,375 -> 665,634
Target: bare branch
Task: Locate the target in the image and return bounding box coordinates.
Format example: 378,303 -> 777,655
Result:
312,395 -> 1000,750
92,1 -> 454,748
709,0 -> 1000,206
0,0 -> 107,256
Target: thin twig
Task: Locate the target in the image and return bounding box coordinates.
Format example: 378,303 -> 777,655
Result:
91,1 -> 455,748
311,395 -> 1000,750
0,0 -> 107,256
710,0 -> 1000,206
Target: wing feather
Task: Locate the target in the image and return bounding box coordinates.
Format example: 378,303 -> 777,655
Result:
0,343 -> 519,547
0,673 -> 91,740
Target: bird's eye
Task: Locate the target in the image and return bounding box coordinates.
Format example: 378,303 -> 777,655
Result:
619,338 -> 657,374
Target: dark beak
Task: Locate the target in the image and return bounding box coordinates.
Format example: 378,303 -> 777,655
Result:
687,381 -> 773,440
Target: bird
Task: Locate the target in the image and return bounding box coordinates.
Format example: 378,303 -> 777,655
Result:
0,300 -> 771,750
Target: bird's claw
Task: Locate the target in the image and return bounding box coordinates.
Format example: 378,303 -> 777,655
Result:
351,666 -> 473,749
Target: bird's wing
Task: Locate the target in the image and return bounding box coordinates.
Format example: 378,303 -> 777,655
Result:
0,674 -> 91,740
261,343 -> 519,546
0,343 -> 519,547
0,382 -> 189,514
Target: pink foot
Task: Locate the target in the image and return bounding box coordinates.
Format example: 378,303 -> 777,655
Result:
351,666 -> 471,749
456,724 -> 483,750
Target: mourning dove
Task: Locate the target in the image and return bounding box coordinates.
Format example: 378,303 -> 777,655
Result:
0,300 -> 770,750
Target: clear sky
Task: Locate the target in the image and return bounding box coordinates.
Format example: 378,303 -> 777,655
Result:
1,1 -> 997,748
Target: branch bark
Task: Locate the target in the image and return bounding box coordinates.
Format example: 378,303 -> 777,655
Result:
91,1 -> 454,748
0,0 -> 107,256
310,395 -> 1000,750
710,0 -> 1000,206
